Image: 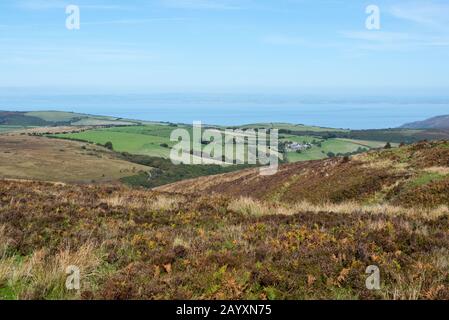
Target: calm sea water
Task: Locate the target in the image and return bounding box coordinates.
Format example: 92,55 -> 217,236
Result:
1,93 -> 449,130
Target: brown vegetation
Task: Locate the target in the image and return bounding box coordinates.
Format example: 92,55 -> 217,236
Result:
0,135 -> 151,183
1,173 -> 449,299
158,141 -> 449,209
1,141 -> 449,300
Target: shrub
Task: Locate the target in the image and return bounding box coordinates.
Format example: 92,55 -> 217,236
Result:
104,141 -> 113,150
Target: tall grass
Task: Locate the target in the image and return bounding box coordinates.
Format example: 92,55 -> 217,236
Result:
0,242 -> 101,299
228,197 -> 449,219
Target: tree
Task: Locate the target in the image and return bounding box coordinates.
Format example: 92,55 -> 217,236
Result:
104,141 -> 113,150
384,142 -> 392,149
327,152 -> 336,158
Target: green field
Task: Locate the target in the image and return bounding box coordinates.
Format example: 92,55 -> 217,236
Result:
54,124 -> 392,164
54,125 -> 256,163
54,125 -> 180,158
282,137 -> 390,162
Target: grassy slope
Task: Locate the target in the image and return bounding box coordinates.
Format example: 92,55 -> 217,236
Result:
55,129 -> 173,158
2,111 -> 141,127
52,125 -> 182,158
158,140 -> 449,208
25,111 -> 86,122
0,135 -> 151,183
0,131 -> 256,189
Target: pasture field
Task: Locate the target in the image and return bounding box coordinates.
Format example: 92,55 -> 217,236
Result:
54,124 -> 392,163
53,125 -> 180,158
53,125 -> 255,162
282,136 -> 391,162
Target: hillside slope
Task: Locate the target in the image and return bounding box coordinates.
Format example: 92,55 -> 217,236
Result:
0,111 -> 142,127
0,135 -> 151,183
2,178 -> 449,300
2,141 -> 449,300
157,141 -> 449,208
401,115 -> 449,129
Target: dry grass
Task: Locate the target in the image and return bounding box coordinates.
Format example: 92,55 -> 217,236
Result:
424,166 -> 449,175
100,193 -> 183,211
360,159 -> 395,169
228,197 -> 273,216
0,242 -> 102,299
2,154 -> 449,300
287,201 -> 449,219
151,195 -> 183,211
0,135 -> 151,183
228,197 -> 449,219
0,226 -> 11,258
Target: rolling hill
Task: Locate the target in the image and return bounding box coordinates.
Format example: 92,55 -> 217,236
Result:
157,140 -> 449,208
401,115 -> 449,129
1,140 -> 449,299
0,135 -> 152,183
0,110 -> 145,127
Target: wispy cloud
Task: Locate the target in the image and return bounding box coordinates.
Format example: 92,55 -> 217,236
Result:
0,43 -> 155,65
16,0 -> 132,11
388,1 -> 449,28
340,31 -> 412,42
340,30 -> 449,51
160,0 -> 242,10
83,17 -> 188,26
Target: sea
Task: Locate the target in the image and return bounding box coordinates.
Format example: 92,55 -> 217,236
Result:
1,92 -> 449,130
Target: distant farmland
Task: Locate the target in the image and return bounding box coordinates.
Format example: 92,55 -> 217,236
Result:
53,125 -> 180,158
53,124 -> 392,163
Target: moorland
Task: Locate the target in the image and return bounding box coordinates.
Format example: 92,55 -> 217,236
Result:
1,110 -> 449,300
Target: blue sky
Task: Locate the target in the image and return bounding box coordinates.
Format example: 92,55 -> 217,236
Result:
1,0 -> 449,93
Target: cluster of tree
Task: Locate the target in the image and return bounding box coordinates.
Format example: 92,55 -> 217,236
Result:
326,146 -> 369,159
118,152 -> 256,188
278,128 -> 449,144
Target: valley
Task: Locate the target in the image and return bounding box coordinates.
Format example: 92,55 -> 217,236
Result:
1,110 -> 449,300
1,140 -> 449,299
